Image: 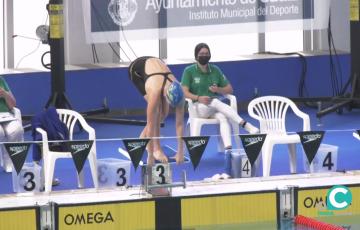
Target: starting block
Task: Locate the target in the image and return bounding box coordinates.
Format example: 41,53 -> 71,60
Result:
303,144 -> 338,173
118,145 -> 188,196
12,162 -> 42,193
141,163 -> 186,196
142,163 -> 172,196
231,149 -> 258,178
97,158 -> 131,188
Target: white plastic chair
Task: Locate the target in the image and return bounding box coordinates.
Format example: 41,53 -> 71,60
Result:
0,107 -> 23,172
36,109 -> 98,192
248,96 -> 310,177
186,94 -> 241,152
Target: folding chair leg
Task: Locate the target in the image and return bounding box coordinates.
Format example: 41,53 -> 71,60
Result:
216,126 -> 225,152
231,122 -> 241,149
253,155 -> 261,177
1,147 -> 13,172
185,121 -> 191,136
262,142 -> 274,177
89,151 -> 98,188
190,121 -> 202,136
77,170 -> 85,188
288,144 -> 297,174
44,157 -> 56,193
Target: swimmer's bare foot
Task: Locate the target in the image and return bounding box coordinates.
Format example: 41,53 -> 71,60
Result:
154,150 -> 168,163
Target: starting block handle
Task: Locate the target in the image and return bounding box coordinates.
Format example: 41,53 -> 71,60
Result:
182,170 -> 187,189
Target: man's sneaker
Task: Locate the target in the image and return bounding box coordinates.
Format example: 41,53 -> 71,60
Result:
39,178 -> 60,191
4,164 -> 12,173
204,173 -> 222,182
220,173 -> 231,179
243,122 -> 260,134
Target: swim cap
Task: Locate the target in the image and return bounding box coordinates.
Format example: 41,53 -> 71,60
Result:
165,81 -> 184,107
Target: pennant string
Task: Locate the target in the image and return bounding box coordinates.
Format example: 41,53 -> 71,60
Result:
0,128 -> 357,145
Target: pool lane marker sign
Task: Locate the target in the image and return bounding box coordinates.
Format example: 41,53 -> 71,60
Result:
122,138 -> 150,170
298,131 -> 324,164
239,134 -> 266,167
183,136 -> 209,170
66,140 -> 94,173
4,143 -> 31,174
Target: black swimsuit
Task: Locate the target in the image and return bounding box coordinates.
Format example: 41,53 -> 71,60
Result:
128,56 -> 173,96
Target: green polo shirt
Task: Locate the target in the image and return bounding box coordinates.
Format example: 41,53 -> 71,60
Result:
181,63 -> 229,98
0,77 -> 11,112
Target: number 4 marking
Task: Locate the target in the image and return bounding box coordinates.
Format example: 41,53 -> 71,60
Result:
242,160 -> 250,175
323,152 -> 334,170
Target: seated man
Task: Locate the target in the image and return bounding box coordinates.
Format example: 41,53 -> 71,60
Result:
181,43 -> 259,177
129,56 -> 185,165
0,76 -> 24,172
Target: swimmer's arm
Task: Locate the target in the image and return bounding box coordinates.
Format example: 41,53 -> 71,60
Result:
146,90 -> 160,143
175,101 -> 185,164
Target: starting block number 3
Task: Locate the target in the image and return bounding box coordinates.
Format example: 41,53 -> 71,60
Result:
151,164 -> 171,185
97,158 -> 131,188
98,165 -> 127,186
21,172 -> 37,191
12,162 -> 42,193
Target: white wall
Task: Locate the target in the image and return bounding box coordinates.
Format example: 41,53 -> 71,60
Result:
64,0 -> 116,65
330,0 -> 350,52
315,0 -> 350,52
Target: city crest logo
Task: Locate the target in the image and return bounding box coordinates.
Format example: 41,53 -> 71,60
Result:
108,0 -> 138,26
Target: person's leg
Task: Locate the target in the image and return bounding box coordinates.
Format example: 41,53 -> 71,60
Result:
141,95 -> 157,164
140,125 -> 153,159
194,102 -> 215,118
0,124 -> 7,171
213,112 -> 232,149
210,99 -> 259,134
152,101 -> 169,163
213,112 -> 232,176
4,120 -> 24,142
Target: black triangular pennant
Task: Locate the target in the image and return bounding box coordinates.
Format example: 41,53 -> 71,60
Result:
4,143 -> 31,175
182,136 -> 209,170
122,138 -> 150,170
240,134 -> 267,167
66,140 -> 94,174
298,131 -> 325,164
